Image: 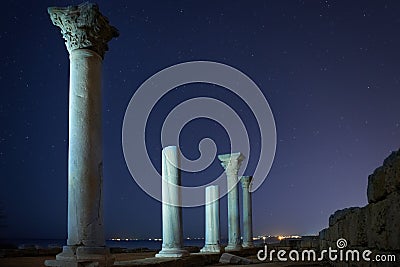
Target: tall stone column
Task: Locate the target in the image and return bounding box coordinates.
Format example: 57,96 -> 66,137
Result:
240,176 -> 254,248
218,153 -> 245,251
156,146 -> 189,258
46,3 -> 118,267
201,185 -> 222,253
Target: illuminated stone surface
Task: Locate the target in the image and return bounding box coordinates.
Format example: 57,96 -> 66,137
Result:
240,176 -> 254,248
155,146 -> 189,258
46,2 -> 117,267
201,185 -> 222,253
218,153 -> 244,251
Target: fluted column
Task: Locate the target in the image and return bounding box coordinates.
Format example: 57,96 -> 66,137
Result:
156,146 -> 189,258
201,185 -> 222,253
46,3 -> 118,267
218,153 -> 245,251
240,176 -> 254,248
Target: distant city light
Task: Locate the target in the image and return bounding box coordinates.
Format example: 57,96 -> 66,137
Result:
109,235 -> 302,243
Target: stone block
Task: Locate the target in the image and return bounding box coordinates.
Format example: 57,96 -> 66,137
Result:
367,149 -> 400,203
219,253 -> 252,264
366,196 -> 388,250
329,207 -> 360,226
367,191 -> 400,250
340,207 -> 367,247
383,150 -> 400,195
367,167 -> 387,203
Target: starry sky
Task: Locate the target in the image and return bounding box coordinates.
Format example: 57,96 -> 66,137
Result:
1,0 -> 400,240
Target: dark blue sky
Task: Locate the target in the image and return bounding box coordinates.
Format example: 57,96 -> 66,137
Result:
0,0 -> 399,240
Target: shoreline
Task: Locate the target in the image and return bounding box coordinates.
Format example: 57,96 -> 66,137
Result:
0,245 -> 331,267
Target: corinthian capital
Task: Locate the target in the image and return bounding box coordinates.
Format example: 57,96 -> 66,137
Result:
240,176 -> 253,189
48,2 -> 119,58
218,152 -> 245,176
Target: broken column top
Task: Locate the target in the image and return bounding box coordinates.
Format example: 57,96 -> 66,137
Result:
48,2 -> 119,58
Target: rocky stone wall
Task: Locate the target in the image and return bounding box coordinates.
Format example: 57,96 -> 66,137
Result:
319,149 -> 400,266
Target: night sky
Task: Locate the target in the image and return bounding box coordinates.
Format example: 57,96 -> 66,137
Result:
1,0 -> 400,241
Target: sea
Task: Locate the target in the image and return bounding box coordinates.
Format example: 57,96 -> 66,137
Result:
0,238 -> 267,250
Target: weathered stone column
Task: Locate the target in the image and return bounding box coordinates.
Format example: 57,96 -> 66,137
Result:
156,146 -> 189,258
218,153 -> 245,251
201,185 -> 222,253
240,176 -> 254,248
46,3 -> 118,267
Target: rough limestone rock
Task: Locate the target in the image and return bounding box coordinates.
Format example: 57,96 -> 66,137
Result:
367,167 -> 387,203
329,207 -> 360,227
219,253 -> 252,265
366,190 -> 400,250
320,149 -> 400,261
300,236 -> 320,249
345,207 -> 367,247
367,150 -> 400,203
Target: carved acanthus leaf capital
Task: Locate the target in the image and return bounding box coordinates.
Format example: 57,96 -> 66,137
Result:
240,176 -> 253,189
218,152 -> 245,176
48,2 -> 119,58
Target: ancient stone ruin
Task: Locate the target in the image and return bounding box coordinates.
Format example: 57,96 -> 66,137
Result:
240,176 -> 254,248
155,146 -> 189,258
320,149 -> 400,261
201,185 -> 222,253
46,2 -> 256,265
218,153 -> 245,252
46,2 -> 118,267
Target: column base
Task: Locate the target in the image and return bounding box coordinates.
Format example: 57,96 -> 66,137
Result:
224,244 -> 243,252
45,246 -> 114,267
242,242 -> 254,248
200,244 -> 223,253
155,247 -> 189,258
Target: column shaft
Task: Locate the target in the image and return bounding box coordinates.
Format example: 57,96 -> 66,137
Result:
227,172 -> 241,250
201,185 -> 221,253
68,49 -> 104,247
156,146 -> 188,258
240,176 -> 254,248
47,3 -> 118,266
218,153 -> 244,251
